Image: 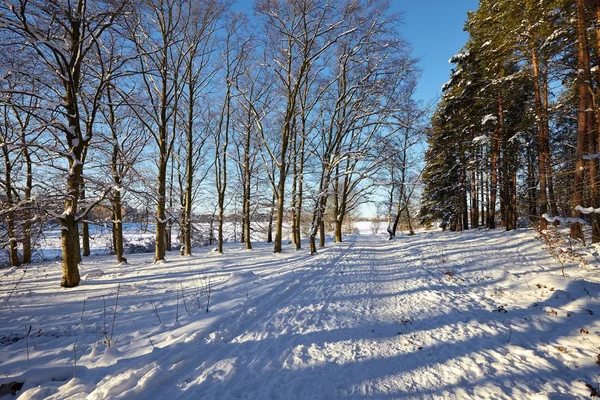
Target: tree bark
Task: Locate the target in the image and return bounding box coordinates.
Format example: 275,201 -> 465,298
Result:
80,185 -> 91,257
155,152 -> 167,261
530,42 -> 549,229
572,0 -> 591,242
112,191 -> 126,264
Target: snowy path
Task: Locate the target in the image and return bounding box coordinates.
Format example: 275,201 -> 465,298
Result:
3,230 -> 600,399
92,233 -> 599,399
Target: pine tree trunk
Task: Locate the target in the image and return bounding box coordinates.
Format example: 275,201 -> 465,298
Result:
470,145 -> 479,229
489,126 -> 499,229
542,70 -> 558,218
460,148 -> 469,230
530,44 -> 549,229
572,0 -> 591,243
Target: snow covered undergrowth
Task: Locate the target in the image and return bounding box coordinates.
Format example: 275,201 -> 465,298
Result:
1,229 -> 600,399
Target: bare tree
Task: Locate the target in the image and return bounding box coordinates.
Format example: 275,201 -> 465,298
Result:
0,0 -> 131,287
213,12 -> 250,253
178,0 -> 224,256
126,0 -> 188,262
304,0 -> 418,252
255,0 -> 354,253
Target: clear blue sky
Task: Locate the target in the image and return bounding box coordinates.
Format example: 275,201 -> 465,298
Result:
394,1 -> 479,106
233,0 -> 479,107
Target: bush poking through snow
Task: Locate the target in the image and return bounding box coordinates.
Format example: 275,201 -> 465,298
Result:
534,225 -> 588,276
187,272 -> 213,313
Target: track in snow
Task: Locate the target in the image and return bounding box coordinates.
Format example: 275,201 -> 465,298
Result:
76,232 -> 600,399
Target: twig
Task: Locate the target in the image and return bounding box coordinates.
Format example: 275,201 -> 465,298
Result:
204,275 -> 211,313
180,284 -> 188,313
149,294 -> 161,325
109,284 -> 121,343
175,288 -> 179,323
80,298 -> 86,321
25,325 -> 32,370
73,340 -> 78,378
103,284 -> 121,347
585,336 -> 600,350
1,269 -> 26,312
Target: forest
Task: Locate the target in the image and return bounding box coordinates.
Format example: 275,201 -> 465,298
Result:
422,0 -> 600,241
0,0 -> 423,287
2,1 -> 600,398
3,0 -> 600,288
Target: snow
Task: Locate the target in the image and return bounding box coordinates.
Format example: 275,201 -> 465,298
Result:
1,229 -> 600,399
482,114 -> 497,125
575,206 -> 600,215
543,213 -> 586,225
472,135 -> 489,145
582,154 -> 600,160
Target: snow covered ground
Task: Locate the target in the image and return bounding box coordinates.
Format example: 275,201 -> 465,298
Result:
1,228 -> 600,399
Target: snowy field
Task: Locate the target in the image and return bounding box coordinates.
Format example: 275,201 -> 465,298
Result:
1,228 -> 600,399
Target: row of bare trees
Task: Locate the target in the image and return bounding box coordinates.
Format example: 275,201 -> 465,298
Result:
0,0 -> 422,287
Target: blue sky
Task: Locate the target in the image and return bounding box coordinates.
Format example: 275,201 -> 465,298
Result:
394,1 -> 479,106
233,0 -> 479,107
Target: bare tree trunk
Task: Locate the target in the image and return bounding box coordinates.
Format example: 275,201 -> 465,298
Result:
405,200 -> 414,235
155,153 -> 167,261
61,156 -> 83,287
290,132 -> 298,247
334,219 -> 343,242
1,141 -> 20,267
183,104 -> 194,255
274,164 -> 286,253
81,185 -> 91,257
61,214 -> 81,287
112,191 -> 126,264
267,195 -> 274,243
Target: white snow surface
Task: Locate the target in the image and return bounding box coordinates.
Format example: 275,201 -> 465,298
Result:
2,229 -> 600,399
